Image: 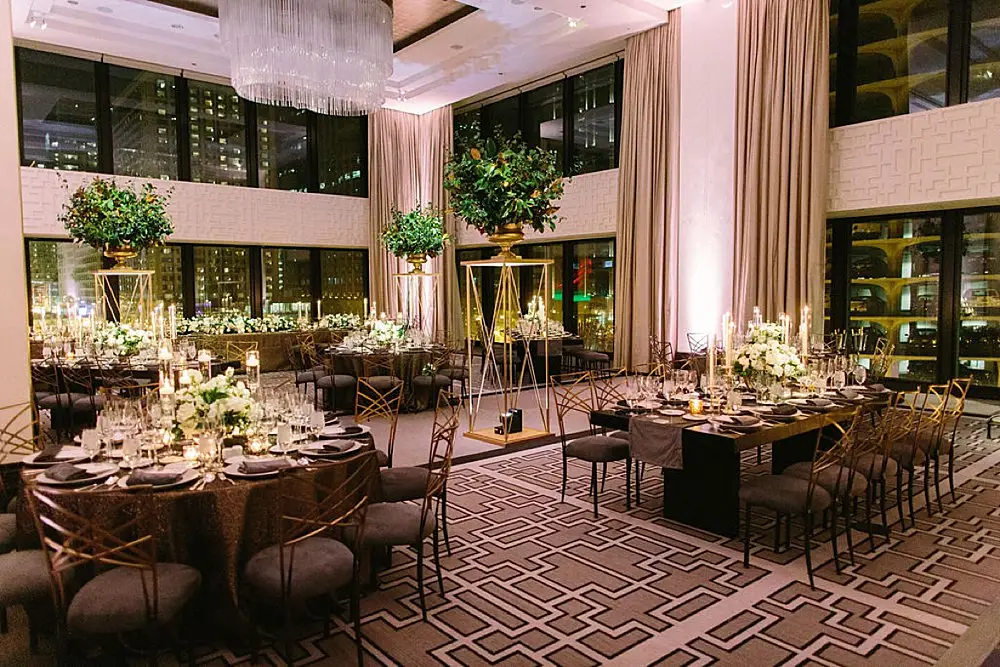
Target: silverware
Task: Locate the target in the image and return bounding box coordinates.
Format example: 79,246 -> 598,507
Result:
219,473 -> 235,485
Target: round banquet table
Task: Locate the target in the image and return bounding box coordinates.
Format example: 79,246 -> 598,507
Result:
326,346 -> 446,411
16,443 -> 379,634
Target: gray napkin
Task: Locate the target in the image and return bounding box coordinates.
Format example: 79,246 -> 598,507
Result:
769,405 -> 798,416
718,415 -> 760,426
46,463 -> 88,482
835,388 -> 860,400
865,383 -> 886,392
804,398 -> 834,407
33,445 -> 65,463
239,458 -> 292,475
339,426 -> 364,436
126,469 -> 183,487
314,441 -> 351,453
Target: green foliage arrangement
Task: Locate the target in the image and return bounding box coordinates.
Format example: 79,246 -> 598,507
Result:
381,204 -> 450,258
444,130 -> 565,236
59,176 -> 174,251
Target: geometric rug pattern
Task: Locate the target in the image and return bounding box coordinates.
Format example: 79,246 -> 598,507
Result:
4,418 -> 998,665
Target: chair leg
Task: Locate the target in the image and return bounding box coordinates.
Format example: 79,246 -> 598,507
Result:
933,455 -> 943,514
625,457 -> 631,511
440,487 -> 452,557
743,504 -> 752,568
804,511 -> 815,590
784,514 -> 792,551
879,479 -> 890,545
591,463 -> 599,518
923,458 -> 933,517
844,498 -> 856,567
830,498 -> 842,574
352,559 -> 364,667
0,606 -> 7,634
907,469 -> 916,527
560,452 -> 568,503
774,512 -> 782,553
756,445 -> 762,464
635,462 -> 641,506
601,463 -> 607,492
948,448 -> 956,503
433,526 -> 445,598
895,470 -> 906,530
415,541 -> 427,622
865,485 -> 875,553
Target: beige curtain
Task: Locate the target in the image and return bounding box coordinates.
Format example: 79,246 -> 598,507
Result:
733,0 -> 829,325
368,109 -> 421,316
417,106 -> 463,340
613,15 -> 681,369
368,106 -> 459,336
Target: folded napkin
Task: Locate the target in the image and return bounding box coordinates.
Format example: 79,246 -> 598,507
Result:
717,415 -> 760,426
45,463 -> 89,482
865,383 -> 886,392
33,445 -> 65,463
126,469 -> 183,487
312,441 -> 351,453
803,398 -> 834,407
239,458 -> 292,475
768,404 -> 798,416
339,426 -> 364,436
834,388 -> 860,400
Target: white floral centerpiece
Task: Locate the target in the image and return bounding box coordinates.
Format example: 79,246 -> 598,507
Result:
93,323 -> 154,358
320,313 -> 362,330
173,367 -> 253,439
342,314 -> 409,352
733,322 -> 804,399
177,313 -> 300,335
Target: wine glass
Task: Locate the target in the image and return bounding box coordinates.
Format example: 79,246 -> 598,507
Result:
853,364 -> 868,386
80,428 -> 101,461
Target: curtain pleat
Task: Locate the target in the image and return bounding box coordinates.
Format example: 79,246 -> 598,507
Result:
733,0 -> 828,326
613,15 -> 682,369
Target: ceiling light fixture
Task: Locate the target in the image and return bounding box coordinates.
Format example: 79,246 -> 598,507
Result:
567,17 -> 580,28
219,0 -> 393,116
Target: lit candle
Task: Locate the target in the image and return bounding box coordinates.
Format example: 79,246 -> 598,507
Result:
689,398 -> 704,415
183,444 -> 199,464
245,350 -> 260,393
197,349 -> 212,378
316,299 -> 322,321
753,306 -> 761,327
168,304 -> 177,341
179,369 -> 192,387
708,334 -> 716,392
158,345 -> 172,361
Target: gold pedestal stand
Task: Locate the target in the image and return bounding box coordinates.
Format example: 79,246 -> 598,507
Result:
393,270 -> 438,339
463,256 -> 552,446
93,268 -> 154,328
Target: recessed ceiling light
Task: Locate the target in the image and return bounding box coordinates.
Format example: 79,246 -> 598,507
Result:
450,44 -> 463,50
96,6 -> 113,13
67,0 -> 79,5
171,23 -> 184,30
567,17 -> 580,28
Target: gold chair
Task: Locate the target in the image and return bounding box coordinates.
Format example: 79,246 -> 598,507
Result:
355,371 -> 403,468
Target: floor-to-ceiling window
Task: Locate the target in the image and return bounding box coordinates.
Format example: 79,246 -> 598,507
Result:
320,249 -> 367,317
133,246 -> 185,312
572,64 -> 617,175
187,80 -> 246,185
257,105 -> 309,192
263,248 -> 312,317
192,245 -> 252,315
959,211 -> 1000,386
26,241 -> 102,328
108,65 -> 178,179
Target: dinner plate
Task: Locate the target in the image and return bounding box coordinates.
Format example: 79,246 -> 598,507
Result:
318,424 -> 371,439
299,441 -> 364,458
681,414 -> 708,422
223,459 -> 294,479
709,416 -> 764,432
268,443 -> 300,455
787,398 -> 838,412
747,407 -> 802,422
36,462 -> 118,487
120,467 -> 200,492
23,446 -> 90,467
658,408 -> 685,417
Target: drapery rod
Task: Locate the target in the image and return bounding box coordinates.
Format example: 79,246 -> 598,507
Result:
454,50 -> 625,114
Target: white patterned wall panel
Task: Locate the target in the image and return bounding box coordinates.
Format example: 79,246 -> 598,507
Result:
828,97 -> 1000,216
20,168 -> 370,247
455,169 -> 619,246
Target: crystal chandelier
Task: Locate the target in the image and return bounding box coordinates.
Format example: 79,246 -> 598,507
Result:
219,0 -> 393,116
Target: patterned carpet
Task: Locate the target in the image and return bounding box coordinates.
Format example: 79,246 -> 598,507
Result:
5,418 -> 1000,666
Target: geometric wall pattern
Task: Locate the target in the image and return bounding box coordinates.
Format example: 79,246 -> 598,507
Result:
828,97 -> 1000,216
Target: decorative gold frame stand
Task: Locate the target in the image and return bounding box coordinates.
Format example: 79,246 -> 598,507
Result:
93,268 -> 154,328
463,256 -> 552,446
394,270 -> 438,339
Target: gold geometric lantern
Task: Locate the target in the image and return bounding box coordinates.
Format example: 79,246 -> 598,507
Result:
93,267 -> 154,328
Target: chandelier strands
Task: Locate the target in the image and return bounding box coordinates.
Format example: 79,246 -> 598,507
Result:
219,0 -> 393,116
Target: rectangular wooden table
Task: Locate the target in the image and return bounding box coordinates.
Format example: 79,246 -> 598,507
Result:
591,405 -> 859,537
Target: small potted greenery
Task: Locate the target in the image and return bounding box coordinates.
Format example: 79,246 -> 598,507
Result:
381,204 -> 450,274
444,130 -> 564,259
59,176 -> 174,267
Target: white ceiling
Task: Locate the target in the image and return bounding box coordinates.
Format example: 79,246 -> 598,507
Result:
11,0 -> 680,115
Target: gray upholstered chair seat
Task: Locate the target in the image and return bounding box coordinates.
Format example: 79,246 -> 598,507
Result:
783,462 -> 868,499
37,393 -> 89,410
573,350 -> 610,363
739,475 -> 832,515
358,503 -> 435,546
244,537 -> 354,602
851,453 -> 898,481
0,550 -> 52,607
440,367 -> 468,380
380,467 -> 439,503
316,374 -> 357,390
609,431 -> 630,441
565,435 -> 629,462
0,513 -> 17,552
889,441 -> 925,470
296,370 -> 322,384
365,376 -> 402,391
913,430 -> 945,455
375,449 -> 389,467
412,374 -> 452,388
72,395 -> 104,412
67,563 -> 201,635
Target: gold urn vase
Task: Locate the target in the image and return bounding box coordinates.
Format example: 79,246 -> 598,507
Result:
487,222 -> 525,260
405,252 -> 428,274
103,244 -> 139,269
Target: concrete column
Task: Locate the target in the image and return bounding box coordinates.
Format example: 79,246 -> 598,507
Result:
0,0 -> 32,409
